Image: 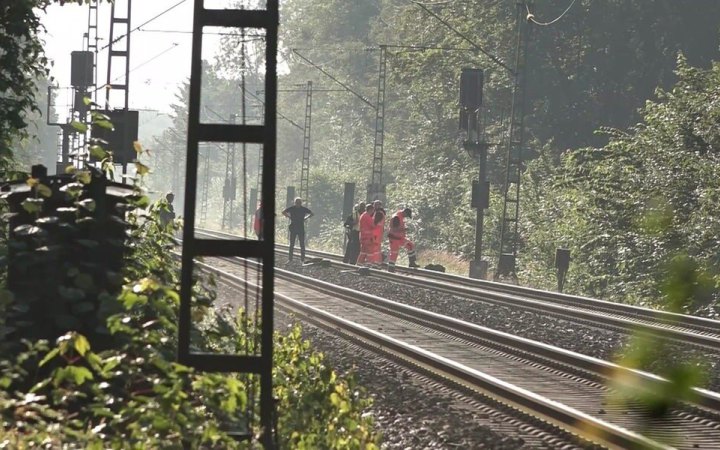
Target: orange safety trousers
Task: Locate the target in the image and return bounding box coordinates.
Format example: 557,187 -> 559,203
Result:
388,236 -> 414,263
357,238 -> 381,265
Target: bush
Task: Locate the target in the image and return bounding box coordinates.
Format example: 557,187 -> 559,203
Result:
0,171 -> 379,448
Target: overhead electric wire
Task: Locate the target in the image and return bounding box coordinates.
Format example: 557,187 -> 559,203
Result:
409,0 -> 514,74
408,0 -> 454,5
383,44 -> 477,55
98,42 -> 180,90
100,0 -> 188,51
138,28 -> 266,41
244,89 -> 303,130
526,0 -> 577,26
291,49 -> 376,109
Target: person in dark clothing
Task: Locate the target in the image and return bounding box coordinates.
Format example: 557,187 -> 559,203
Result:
343,202 -> 364,264
282,197 -> 313,263
159,192 -> 176,230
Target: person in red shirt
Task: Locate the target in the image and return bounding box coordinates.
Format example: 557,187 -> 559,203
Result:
253,202 -> 263,240
387,207 -> 418,272
356,203 -> 375,265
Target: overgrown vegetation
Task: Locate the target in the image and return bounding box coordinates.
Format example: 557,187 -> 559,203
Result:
1,2 -> 381,447
0,171 -> 379,447
521,57 -> 720,314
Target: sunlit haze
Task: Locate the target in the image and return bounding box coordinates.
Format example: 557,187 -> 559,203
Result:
42,0 -> 197,114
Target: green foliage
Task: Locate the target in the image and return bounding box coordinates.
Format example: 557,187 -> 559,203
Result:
608,254 -> 710,439
0,1 -> 50,169
274,325 -> 379,449
0,193 -> 379,447
270,0 -> 720,262
520,57 -> 720,313
1,55 -> 379,446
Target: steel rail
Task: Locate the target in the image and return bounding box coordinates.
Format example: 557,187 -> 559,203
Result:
199,259 -> 680,449
197,255 -> 720,448
299,244 -> 719,334
194,228 -> 720,349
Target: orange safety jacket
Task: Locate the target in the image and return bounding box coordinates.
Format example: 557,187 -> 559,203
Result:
359,212 -> 375,241
388,210 -> 407,240
373,209 -> 385,241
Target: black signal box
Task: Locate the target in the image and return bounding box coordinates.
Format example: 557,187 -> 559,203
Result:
91,110 -> 139,165
71,51 -> 94,88
459,68 -> 484,110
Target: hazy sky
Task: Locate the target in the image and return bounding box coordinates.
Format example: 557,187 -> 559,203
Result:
42,0 -> 201,114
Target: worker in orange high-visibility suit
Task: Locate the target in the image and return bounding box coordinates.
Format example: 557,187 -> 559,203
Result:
356,203 -> 376,265
371,200 -> 386,265
387,207 -> 418,272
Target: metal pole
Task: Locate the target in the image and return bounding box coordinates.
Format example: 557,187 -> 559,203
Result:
467,111 -> 489,279
61,125 -> 71,168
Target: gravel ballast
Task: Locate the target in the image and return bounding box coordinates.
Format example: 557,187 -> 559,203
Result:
208,257 -> 718,447
212,261 -> 598,448
283,263 -> 720,392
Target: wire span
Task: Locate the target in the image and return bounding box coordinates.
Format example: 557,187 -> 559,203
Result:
526,0 -> 577,26
100,0 -> 188,51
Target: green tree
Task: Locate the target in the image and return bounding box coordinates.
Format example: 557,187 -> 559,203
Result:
520,56 -> 720,313
272,0 -> 720,263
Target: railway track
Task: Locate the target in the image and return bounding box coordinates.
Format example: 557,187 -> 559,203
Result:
196,252 -> 720,450
197,228 -> 720,351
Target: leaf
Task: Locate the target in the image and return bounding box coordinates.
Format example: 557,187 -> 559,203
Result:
74,273 -> 95,291
89,145 -> 108,160
21,198 -> 43,214
94,119 -> 114,130
71,121 -> 88,133
133,140 -> 143,154
59,182 -> 84,195
36,183 -> 52,198
131,195 -> 150,208
0,289 -> 15,305
26,177 -> 39,187
119,291 -> 144,308
73,334 -> 91,356
90,111 -> 110,122
76,170 -> 92,184
39,348 -> 60,366
133,277 -> 160,293
330,392 -> 340,406
69,366 -> 93,385
135,161 -> 150,176
78,198 -> 96,212
14,224 -> 45,238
